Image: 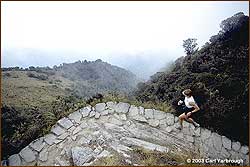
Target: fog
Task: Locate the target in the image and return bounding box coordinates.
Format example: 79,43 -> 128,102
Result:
1,1 -> 249,79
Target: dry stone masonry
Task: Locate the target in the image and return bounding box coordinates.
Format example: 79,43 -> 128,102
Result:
5,102 -> 249,166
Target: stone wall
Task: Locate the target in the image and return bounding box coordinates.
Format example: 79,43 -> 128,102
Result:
4,102 -> 249,166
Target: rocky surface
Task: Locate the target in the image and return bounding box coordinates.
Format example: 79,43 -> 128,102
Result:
4,102 -> 249,166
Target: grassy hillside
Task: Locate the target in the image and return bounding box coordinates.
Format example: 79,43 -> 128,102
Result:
1,60 -> 139,159
2,71 -> 73,110
134,13 -> 249,144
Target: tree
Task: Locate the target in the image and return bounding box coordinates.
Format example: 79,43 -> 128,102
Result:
182,38 -> 198,56
220,12 -> 245,33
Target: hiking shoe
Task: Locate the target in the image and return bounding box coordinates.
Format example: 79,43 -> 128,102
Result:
193,122 -> 200,129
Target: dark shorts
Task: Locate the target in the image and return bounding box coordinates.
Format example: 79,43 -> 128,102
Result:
183,107 -> 194,115
182,107 -> 198,119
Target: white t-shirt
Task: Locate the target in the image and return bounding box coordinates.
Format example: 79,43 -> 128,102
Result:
184,96 -> 196,108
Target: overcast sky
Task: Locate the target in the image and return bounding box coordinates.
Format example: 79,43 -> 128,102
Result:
1,1 -> 249,78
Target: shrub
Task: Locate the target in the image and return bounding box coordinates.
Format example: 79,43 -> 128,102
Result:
27,72 -> 48,80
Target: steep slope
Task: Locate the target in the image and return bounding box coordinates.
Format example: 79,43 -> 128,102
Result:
3,102 -> 249,166
134,13 -> 249,144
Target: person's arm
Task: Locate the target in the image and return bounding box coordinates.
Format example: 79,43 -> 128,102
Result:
189,102 -> 200,113
178,100 -> 183,105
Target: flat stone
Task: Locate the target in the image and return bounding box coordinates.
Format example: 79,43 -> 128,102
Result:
71,146 -> 93,166
144,109 -> 154,119
99,115 -> 110,123
80,122 -> 88,129
125,159 -> 132,164
244,155 -> 249,166
58,133 -> 69,140
57,139 -> 68,149
205,137 -> 215,151
55,156 -> 70,166
107,108 -> 115,114
201,129 -> 211,141
166,126 -> 173,133
229,150 -> 244,160
29,137 -> 46,152
122,137 -> 168,152
68,126 -> 76,133
186,135 -> 194,143
159,119 -> 167,125
78,136 -> 92,145
8,154 -> 21,166
212,133 -> 222,152
95,103 -> 106,112
109,143 -> 132,158
93,146 -> 103,155
112,113 -> 119,119
51,125 -> 66,136
80,106 -> 92,117
89,111 -> 95,118
110,142 -> 133,153
54,139 -> 63,144
240,145 -> 249,154
232,141 -> 241,151
120,114 -> 127,121
133,115 -> 147,123
60,149 -> 66,156
19,146 -> 37,163
154,110 -> 166,120
148,119 -> 159,127
176,132 -> 184,139
115,102 -> 130,114
44,134 -> 57,145
109,117 -> 123,126
128,105 -> 139,117
95,112 -> 101,119
57,117 -> 73,129
174,116 -> 179,123
139,106 -> 145,115
97,150 -> 111,158
166,113 -> 174,126
222,136 -> 231,150
68,111 -> 82,123
221,147 -> 230,158
39,148 -> 48,162
72,135 -> 77,141
182,127 -> 190,135
100,109 -> 109,116
73,126 -> 82,135
106,101 -> 116,109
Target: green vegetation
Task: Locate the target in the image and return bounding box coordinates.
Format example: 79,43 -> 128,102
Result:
1,60 -> 139,159
1,95 -> 86,160
134,12 -> 249,144
93,146 -> 200,166
1,12 -> 248,163
92,152 -> 129,166
98,92 -> 174,113
55,59 -> 139,98
132,146 -> 198,166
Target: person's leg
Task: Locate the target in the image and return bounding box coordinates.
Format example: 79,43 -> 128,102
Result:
185,117 -> 200,127
178,113 -> 186,129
